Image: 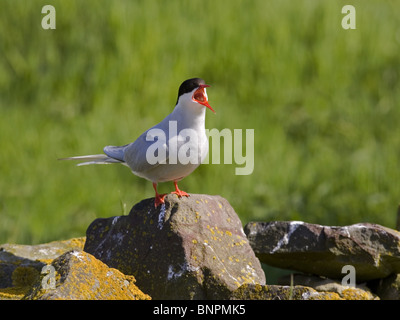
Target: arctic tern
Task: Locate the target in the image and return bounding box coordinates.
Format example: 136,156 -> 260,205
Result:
60,78 -> 215,207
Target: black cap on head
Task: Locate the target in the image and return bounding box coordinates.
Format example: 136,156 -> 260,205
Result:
176,78 -> 206,104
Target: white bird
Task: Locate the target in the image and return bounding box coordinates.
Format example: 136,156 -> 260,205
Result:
60,78 -> 215,207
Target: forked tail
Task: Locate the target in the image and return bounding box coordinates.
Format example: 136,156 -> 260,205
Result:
58,154 -> 124,166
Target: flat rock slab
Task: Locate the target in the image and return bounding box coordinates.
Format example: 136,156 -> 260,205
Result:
230,283 -> 342,300
278,274 -> 377,300
0,238 -> 85,263
245,221 -> 400,281
231,281 -> 376,300
84,194 -> 266,299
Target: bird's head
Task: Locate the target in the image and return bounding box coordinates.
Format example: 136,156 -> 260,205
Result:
176,78 -> 215,113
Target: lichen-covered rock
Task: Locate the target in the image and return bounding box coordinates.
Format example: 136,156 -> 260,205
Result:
0,250 -> 44,290
278,274 -> 377,300
245,221 -> 400,281
84,194 -> 266,299
230,283 -> 342,300
0,237 -> 86,300
24,250 -> 150,300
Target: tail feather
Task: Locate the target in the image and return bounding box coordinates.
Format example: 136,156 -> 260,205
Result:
58,154 -> 124,166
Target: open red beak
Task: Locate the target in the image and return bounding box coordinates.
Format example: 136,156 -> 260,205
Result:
193,84 -> 215,113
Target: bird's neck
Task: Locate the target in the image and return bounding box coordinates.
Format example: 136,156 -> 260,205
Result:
172,102 -> 206,130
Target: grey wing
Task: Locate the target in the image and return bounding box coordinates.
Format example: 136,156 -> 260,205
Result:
103,144 -> 128,162
123,129 -> 169,175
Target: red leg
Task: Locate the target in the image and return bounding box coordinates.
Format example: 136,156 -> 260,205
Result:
153,182 -> 166,208
171,180 -> 189,198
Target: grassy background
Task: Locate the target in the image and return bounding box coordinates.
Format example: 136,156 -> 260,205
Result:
1,0 -> 400,245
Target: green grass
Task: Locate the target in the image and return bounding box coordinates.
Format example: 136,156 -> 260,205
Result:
1,0 -> 400,244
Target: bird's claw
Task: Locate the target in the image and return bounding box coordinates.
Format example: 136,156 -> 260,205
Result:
172,181 -> 189,198
171,190 -> 190,198
154,193 -> 167,208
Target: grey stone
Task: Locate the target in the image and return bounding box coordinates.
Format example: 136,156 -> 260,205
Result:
84,194 -> 266,299
245,221 -> 400,281
0,237 -> 86,262
375,273 -> 400,300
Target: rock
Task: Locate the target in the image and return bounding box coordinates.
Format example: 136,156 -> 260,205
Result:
25,250 -> 151,300
230,283 -> 342,300
0,251 -> 44,290
230,273 -> 378,300
396,204 -> 400,231
375,273 -> 400,300
0,237 -> 86,300
84,194 -> 266,299
1,238 -> 150,300
244,221 -> 400,281
0,237 -> 86,264
278,274 -> 377,300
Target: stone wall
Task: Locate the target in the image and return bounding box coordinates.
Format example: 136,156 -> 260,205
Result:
1,194 -> 399,300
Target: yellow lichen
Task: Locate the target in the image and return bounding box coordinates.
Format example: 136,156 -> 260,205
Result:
29,251 -> 151,300
39,258 -> 54,265
12,267 -> 40,287
341,288 -> 375,300
0,286 -> 30,300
